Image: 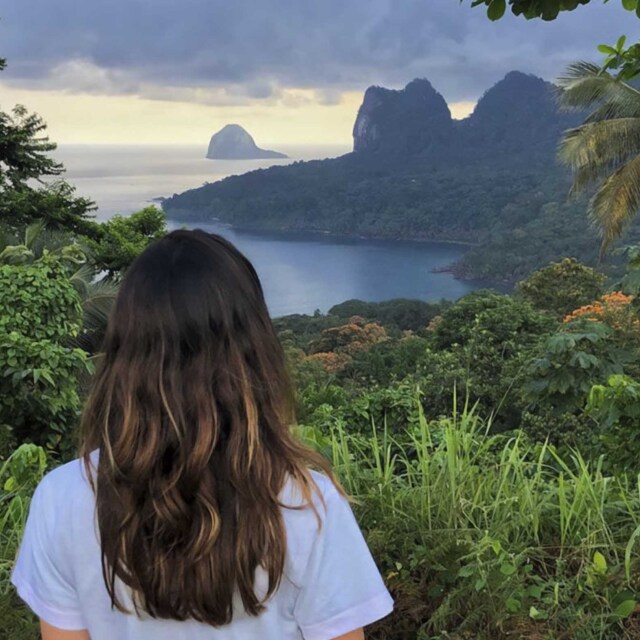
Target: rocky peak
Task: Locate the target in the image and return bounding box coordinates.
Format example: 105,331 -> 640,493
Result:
206,124 -> 288,160
461,71 -> 579,155
353,78 -> 453,154
471,71 -> 556,123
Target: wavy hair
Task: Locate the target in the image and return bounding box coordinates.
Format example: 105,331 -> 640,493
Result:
80,229 -> 338,625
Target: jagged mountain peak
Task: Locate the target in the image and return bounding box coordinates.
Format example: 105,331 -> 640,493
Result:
353,78 -> 452,154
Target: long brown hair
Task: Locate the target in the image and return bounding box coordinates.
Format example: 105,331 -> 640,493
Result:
80,229 -> 338,625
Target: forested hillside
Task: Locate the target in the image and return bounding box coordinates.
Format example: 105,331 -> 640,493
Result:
163,72 -> 631,282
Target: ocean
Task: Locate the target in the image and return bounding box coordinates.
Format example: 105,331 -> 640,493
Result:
53,144 -> 479,316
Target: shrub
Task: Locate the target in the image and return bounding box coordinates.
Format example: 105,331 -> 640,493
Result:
0,250 -> 92,453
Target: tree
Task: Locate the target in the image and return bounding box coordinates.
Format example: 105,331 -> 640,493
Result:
0,61 -> 96,237
517,257 -> 606,317
85,206 -> 167,277
462,0 -> 635,22
557,58 -> 640,254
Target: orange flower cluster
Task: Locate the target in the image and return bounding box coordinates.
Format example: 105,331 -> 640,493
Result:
306,318 -> 389,373
563,292 -> 634,324
307,351 -> 351,375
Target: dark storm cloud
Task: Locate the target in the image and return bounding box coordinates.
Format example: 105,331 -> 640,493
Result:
0,0 -> 635,104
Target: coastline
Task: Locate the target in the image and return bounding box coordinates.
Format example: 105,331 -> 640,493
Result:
162,210 -> 514,290
163,210 -> 482,249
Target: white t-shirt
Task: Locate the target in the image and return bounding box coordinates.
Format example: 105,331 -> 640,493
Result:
12,455 -> 393,640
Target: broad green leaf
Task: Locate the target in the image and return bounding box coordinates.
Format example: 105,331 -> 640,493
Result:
597,45 -> 618,55
614,600 -> 636,618
487,0 -> 506,20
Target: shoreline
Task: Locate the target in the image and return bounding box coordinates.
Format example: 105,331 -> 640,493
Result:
162,211 -> 519,291
163,211 -> 481,250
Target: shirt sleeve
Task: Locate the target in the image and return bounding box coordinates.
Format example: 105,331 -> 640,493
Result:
11,476 -> 86,630
293,486 -> 394,640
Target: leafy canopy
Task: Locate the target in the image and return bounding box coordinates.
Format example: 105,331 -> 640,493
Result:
517,258 -> 606,317
0,60 -> 96,237
463,0 -> 634,22
86,206 -> 167,276
0,245 -> 91,452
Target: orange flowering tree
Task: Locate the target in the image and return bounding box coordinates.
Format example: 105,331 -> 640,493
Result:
307,316 -> 389,373
563,292 -> 640,348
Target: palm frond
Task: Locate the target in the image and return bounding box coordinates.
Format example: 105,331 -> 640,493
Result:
77,276 -> 119,333
68,267 -> 119,353
559,118 -> 640,194
589,154 -> 640,256
557,62 -> 640,119
23,220 -> 46,249
69,263 -> 95,297
30,226 -> 76,258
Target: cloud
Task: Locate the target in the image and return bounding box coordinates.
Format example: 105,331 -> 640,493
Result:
0,0 -> 633,106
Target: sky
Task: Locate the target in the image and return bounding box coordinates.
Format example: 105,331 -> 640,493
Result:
0,0 -> 635,146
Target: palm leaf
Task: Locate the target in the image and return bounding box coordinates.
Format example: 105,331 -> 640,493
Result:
23,220 -> 46,249
557,62 -> 640,120
559,118 -> 640,194
80,277 -> 118,335
69,266 -> 119,353
589,154 -> 640,256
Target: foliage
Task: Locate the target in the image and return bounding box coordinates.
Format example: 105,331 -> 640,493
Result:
587,374 -> 640,473
523,319 -> 631,413
616,244 -> 640,295
462,0 -> 635,22
86,206 -> 167,277
0,247 -> 92,453
310,317 -> 389,355
517,257 -> 606,317
342,335 -> 434,385
430,290 -> 552,350
318,400 -> 640,640
0,97 -> 95,236
558,60 -> 640,255
563,292 -> 640,363
428,291 -> 554,420
328,298 -> 448,332
0,444 -> 46,640
599,35 -> 640,82
0,104 -> 62,190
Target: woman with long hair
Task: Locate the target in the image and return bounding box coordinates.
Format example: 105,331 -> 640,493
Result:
12,230 -> 393,640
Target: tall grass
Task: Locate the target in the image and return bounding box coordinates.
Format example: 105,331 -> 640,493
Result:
323,394 -> 640,639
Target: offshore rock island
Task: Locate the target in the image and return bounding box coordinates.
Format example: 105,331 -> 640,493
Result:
206,124 -> 288,160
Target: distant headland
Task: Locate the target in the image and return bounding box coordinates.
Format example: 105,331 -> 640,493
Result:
206,124 -> 288,160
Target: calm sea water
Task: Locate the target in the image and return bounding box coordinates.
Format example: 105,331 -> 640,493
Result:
54,144 -> 479,316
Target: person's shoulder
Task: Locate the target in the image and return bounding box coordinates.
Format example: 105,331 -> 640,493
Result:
309,469 -> 342,503
36,453 -> 96,506
281,469 -> 341,508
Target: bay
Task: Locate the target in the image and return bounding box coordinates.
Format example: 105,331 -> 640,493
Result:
54,144 -> 481,316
